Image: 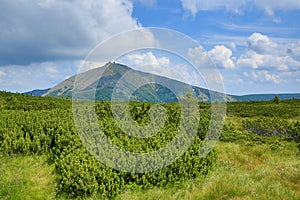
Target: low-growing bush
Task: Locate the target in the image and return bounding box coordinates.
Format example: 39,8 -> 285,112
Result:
0,94 -> 218,198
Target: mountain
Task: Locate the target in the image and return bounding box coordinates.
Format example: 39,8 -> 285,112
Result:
24,88 -> 50,96
43,62 -> 233,102
43,62 -> 300,102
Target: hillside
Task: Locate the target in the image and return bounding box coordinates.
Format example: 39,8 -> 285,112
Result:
24,88 -> 50,96
43,62 -> 233,102
235,93 -> 300,101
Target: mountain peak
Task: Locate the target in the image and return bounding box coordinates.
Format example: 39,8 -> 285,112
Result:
44,62 -> 226,102
42,62 -> 300,102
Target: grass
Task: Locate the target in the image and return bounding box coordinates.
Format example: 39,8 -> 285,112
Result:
116,141 -> 300,200
0,155 -> 56,200
0,141 -> 299,199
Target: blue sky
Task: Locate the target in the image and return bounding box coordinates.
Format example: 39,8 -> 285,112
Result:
0,0 -> 299,95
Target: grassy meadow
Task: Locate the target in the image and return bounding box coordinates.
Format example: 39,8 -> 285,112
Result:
0,92 -> 299,199
1,141 -> 299,200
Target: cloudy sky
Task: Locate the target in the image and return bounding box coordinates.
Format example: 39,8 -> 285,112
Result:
0,0 -> 299,95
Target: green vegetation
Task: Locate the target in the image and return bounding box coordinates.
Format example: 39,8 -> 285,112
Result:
226,98 -> 300,119
0,91 -> 299,199
272,95 -> 280,104
117,142 -> 300,200
0,155 -> 55,199
0,91 -> 216,198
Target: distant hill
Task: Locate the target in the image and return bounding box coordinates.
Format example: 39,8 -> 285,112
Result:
235,93 -> 300,101
36,62 -> 299,102
24,88 -> 50,96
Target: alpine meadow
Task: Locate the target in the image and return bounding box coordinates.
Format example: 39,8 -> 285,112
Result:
0,91 -> 299,199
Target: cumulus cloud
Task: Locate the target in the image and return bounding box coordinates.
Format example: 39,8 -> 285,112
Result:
237,33 -> 300,71
117,52 -> 171,78
250,70 -> 281,84
246,33 -> 278,54
237,51 -> 264,69
187,46 -> 226,92
181,0 -> 300,16
186,32 -> 300,87
208,45 -> 235,69
187,46 -> 210,67
0,0 -> 140,65
122,52 -> 170,67
187,45 -> 235,69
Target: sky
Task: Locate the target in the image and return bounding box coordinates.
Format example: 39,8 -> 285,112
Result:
0,0 -> 299,95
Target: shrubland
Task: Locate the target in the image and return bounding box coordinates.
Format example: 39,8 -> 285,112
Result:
0,91 -> 299,199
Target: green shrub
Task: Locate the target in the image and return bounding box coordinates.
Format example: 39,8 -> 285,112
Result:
0,93 -> 217,198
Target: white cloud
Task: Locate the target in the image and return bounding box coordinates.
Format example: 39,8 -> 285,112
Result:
187,46 -> 226,92
237,50 -> 300,71
245,33 -> 300,58
0,0 -> 140,65
207,45 -> 235,69
236,33 -> 300,71
189,33 -> 300,89
287,41 -> 300,57
249,70 -> 281,84
0,70 -> 6,77
192,32 -> 300,88
187,46 -> 210,67
181,0 -> 300,16
119,52 -> 170,68
263,71 -> 280,83
117,51 -> 175,81
247,33 -> 278,54
237,50 -> 264,69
